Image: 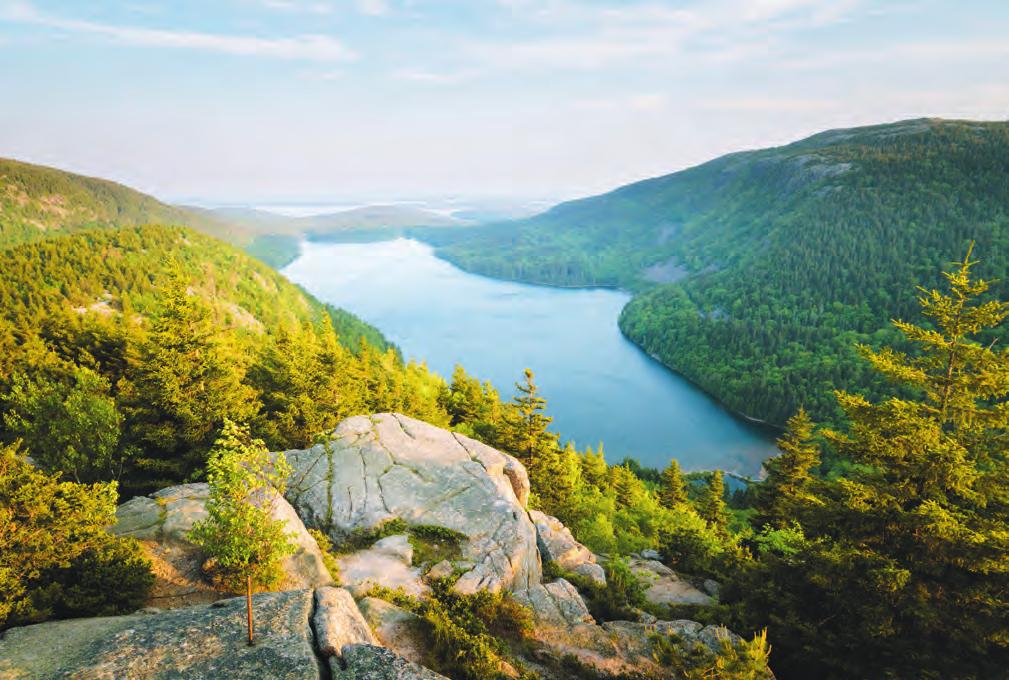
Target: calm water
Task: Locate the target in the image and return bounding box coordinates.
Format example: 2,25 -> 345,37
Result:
284,238 -> 776,475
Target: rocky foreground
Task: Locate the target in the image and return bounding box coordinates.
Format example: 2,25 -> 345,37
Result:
0,414 -> 765,679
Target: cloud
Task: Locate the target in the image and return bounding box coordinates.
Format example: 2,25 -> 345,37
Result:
574,93 -> 670,112
393,68 -> 474,85
0,1 -> 357,61
469,0 -> 863,71
258,0 -> 335,14
356,0 -> 389,16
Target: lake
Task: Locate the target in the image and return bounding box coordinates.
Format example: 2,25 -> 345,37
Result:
283,238 -> 777,475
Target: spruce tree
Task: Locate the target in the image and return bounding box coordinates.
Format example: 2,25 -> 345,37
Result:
503,369 -> 558,472
729,247 -> 1009,678
753,408 -> 820,529
122,274 -> 256,490
580,445 -> 609,489
819,246 -> 1009,676
658,459 -> 688,509
695,471 -> 729,538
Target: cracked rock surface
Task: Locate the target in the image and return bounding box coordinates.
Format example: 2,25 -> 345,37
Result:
0,589 -> 447,680
332,645 -> 449,679
284,413 -> 540,594
313,587 -> 378,657
0,591 -> 319,679
337,535 -> 427,599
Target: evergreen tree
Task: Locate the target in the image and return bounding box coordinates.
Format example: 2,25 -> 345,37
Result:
503,369 -> 557,463
580,445 -> 609,489
658,459 -> 688,509
122,275 -> 256,490
695,471 -> 729,538
251,322 -> 340,449
609,463 -> 644,507
753,408 -> 821,529
189,421 -> 296,646
502,369 -> 557,475
539,442 -> 581,519
727,248 -> 1009,678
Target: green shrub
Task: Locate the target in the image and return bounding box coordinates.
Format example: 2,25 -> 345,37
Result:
408,525 -> 465,566
48,534 -> 154,618
334,518 -> 409,553
0,443 -> 154,629
366,577 -> 536,680
651,628 -> 771,679
553,557 -> 647,622
334,519 -> 466,568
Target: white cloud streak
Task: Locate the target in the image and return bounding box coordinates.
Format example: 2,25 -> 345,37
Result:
356,0 -> 390,16
0,1 -> 357,61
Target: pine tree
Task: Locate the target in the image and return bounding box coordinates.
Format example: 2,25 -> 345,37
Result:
658,459 -> 688,509
753,408 -> 821,529
537,442 -> 580,518
504,369 -> 557,463
502,369 -> 557,470
695,471 -> 729,538
189,421 -> 295,646
609,463 -> 644,507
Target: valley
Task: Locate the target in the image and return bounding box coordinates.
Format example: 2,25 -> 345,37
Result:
283,238 -> 776,475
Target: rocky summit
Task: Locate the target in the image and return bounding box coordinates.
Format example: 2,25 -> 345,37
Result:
283,413 -> 541,594
0,413 -> 767,679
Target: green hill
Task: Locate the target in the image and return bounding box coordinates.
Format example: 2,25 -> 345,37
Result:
0,224 -> 455,495
0,224 -> 386,350
0,158 -> 306,267
434,118 -> 1009,424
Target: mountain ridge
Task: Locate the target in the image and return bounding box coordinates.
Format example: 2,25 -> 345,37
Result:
431,117 -> 1009,424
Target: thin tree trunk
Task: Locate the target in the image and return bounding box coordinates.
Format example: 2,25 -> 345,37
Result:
246,573 -> 254,646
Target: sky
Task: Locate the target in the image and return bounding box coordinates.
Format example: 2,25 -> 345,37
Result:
0,0 -> 1007,205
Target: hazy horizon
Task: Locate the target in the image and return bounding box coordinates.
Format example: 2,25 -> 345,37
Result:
2,1 -> 1008,203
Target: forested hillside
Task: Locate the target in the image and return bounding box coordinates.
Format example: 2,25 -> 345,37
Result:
434,119 -> 1009,424
0,158 -> 306,266
0,225 -> 448,495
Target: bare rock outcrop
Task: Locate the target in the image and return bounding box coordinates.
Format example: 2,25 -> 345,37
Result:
333,645 -> 449,680
0,589 -> 446,680
627,557 -> 713,607
337,534 -> 427,598
283,413 -> 540,594
529,509 -> 606,587
0,591 -> 319,679
313,586 -> 378,657
111,483 -> 333,609
357,596 -> 428,666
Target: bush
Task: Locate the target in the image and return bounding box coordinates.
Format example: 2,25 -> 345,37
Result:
549,557 -> 647,622
651,628 -> 772,679
366,576 -> 535,680
0,443 -> 154,629
48,534 -> 154,618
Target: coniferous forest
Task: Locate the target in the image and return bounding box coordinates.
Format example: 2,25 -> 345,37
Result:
433,119 -> 1009,426
2,121 -> 1009,679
